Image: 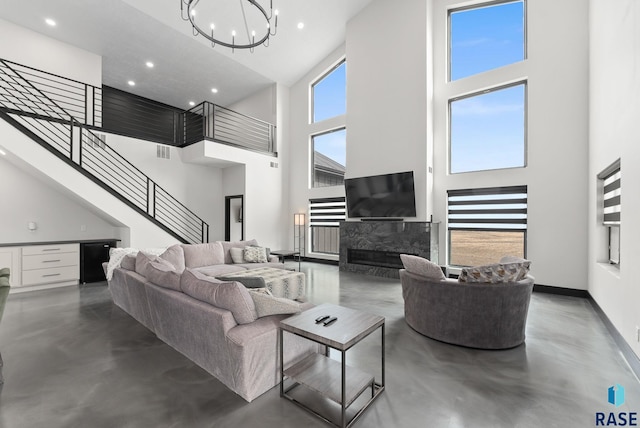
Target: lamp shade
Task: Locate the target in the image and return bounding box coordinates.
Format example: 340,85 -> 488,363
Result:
294,213 -> 305,226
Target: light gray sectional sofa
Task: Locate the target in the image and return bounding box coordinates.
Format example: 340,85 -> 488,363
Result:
106,240 -> 321,402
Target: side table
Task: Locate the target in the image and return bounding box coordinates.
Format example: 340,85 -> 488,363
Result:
271,249 -> 301,271
279,303 -> 385,428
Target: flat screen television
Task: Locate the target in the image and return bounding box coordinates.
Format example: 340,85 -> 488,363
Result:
344,171 -> 417,218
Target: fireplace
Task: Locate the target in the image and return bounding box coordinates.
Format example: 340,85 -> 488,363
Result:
347,249 -> 412,269
339,221 -> 439,278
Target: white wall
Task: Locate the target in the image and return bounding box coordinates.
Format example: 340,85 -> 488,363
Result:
432,0 -> 589,289
0,155 -> 123,244
0,120 -> 177,248
588,0 -> 640,359
0,18 -> 101,86
105,134 -> 223,241
182,140 -> 286,250
346,0 -> 430,221
227,84 -> 277,124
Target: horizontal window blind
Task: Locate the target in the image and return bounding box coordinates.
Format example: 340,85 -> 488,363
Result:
447,185 -> 527,231
600,164 -> 621,225
309,197 -> 346,227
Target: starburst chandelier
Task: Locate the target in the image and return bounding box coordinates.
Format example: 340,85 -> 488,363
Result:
180,0 -> 278,52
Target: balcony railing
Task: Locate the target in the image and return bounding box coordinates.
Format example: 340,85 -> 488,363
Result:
184,101 -> 277,154
0,58 -> 208,244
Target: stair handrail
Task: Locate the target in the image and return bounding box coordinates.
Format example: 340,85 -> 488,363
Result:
0,59 -> 209,244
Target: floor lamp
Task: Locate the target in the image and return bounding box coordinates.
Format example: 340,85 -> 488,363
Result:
294,213 -> 305,271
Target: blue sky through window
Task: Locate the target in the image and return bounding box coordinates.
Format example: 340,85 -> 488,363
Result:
313,61 -> 346,123
314,128 -> 346,168
449,1 -> 526,174
450,84 -> 526,174
450,1 -> 524,81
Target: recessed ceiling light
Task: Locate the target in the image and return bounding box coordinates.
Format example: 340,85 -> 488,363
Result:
189,101 -> 195,106
45,18 -> 56,27
128,80 -> 135,86
211,88 -> 218,93
146,61 -> 154,68
297,22 -> 304,30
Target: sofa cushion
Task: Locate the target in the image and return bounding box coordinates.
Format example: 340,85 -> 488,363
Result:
160,244 -> 186,274
400,254 -> 446,281
459,260 -> 530,283
146,260 -> 181,291
499,256 -> 532,281
182,242 -> 225,268
193,264 -> 247,277
243,246 -> 268,263
180,269 -> 257,325
221,239 -> 258,264
248,289 -> 301,318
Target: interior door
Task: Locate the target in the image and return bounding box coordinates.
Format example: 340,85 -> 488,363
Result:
225,195 -> 244,241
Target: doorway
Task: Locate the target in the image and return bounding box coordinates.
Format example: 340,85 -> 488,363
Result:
225,195 -> 244,241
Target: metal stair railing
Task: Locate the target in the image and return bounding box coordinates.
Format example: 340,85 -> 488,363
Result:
0,59 -> 208,244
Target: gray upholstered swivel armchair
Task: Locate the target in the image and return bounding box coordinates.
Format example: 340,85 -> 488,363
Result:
400,269 -> 534,349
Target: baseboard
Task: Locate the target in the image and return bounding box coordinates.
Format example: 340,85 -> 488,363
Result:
587,295 -> 640,381
532,284 -> 590,298
302,257 -> 339,266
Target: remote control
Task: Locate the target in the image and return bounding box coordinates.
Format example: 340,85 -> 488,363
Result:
323,317 -> 338,326
315,315 -> 330,323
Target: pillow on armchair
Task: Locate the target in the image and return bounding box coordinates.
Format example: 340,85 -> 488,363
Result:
459,257 -> 531,283
400,254 -> 446,281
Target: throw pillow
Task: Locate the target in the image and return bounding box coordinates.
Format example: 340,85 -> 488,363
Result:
120,254 -> 137,271
181,242 -> 225,268
400,254 -> 446,281
160,244 -> 186,274
244,246 -> 268,263
248,289 -> 302,318
499,256 -> 532,281
458,261 -> 530,283
180,269 -> 257,325
221,239 -> 258,264
135,252 -> 174,278
146,260 -> 181,291
229,247 -> 245,264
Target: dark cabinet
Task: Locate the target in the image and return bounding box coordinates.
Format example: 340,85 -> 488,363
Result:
80,241 -> 117,283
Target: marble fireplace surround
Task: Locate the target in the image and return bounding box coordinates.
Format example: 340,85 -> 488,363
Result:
339,221 -> 439,279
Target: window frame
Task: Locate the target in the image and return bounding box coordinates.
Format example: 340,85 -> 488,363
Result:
448,0 -> 527,82
310,127 -> 347,188
309,197 -> 346,255
310,58 -> 347,124
448,80 -> 528,175
447,185 -> 528,266
598,159 -> 621,265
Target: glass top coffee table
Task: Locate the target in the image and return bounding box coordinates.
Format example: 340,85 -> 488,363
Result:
279,303 -> 385,428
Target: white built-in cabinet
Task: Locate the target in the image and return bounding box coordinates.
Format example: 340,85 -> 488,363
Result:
0,244 -> 79,289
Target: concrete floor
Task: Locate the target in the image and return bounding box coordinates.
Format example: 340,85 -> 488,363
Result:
0,261 -> 638,428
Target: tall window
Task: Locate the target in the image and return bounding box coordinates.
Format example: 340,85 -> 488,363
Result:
312,128 -> 346,188
448,186 -> 527,266
450,82 -> 526,174
449,0 -> 525,81
598,160 -> 621,265
312,60 -> 346,123
309,197 -> 346,255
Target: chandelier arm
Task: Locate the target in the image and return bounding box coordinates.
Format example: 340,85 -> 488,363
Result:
184,0 -> 276,50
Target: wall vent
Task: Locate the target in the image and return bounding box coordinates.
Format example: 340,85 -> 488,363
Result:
157,145 -> 171,159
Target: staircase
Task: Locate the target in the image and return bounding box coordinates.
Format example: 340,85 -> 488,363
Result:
0,59 -> 209,244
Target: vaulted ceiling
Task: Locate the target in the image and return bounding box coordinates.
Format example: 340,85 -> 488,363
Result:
0,0 -> 371,108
